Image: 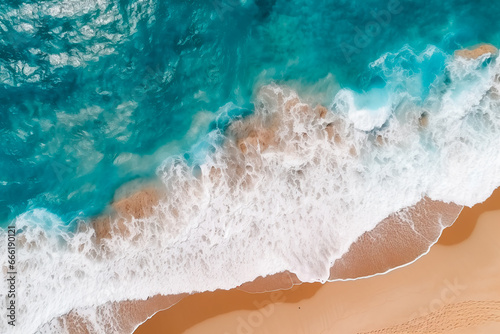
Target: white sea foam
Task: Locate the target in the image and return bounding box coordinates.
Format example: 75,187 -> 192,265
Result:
339,88 -> 392,131
1,49 -> 500,333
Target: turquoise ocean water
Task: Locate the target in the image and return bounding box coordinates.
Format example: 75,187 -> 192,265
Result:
1,0 -> 500,227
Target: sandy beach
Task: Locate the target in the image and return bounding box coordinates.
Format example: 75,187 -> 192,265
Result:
134,188 -> 500,334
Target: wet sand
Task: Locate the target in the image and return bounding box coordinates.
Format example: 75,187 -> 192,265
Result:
135,188 -> 500,334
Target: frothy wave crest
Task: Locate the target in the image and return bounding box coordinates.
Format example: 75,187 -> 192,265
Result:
2,46 -> 500,333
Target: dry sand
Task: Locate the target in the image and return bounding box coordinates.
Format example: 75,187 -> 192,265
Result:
135,188 -> 500,334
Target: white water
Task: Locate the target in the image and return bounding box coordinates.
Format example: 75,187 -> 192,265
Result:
1,49 -> 500,333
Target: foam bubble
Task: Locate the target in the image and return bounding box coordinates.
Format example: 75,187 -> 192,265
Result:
2,47 -> 500,334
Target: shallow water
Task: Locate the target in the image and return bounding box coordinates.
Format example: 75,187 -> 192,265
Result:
2,0 -> 500,225
1,0 -> 500,333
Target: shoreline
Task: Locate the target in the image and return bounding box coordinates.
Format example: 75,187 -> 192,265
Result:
135,187 -> 500,334
6,43 -> 500,333
113,196 -> 462,334
51,192 -> 462,334
68,43 -> 499,333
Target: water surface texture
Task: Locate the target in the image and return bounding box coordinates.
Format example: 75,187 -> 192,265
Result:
2,0 -> 500,225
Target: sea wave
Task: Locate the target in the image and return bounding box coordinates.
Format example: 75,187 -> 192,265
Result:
1,45 -> 500,333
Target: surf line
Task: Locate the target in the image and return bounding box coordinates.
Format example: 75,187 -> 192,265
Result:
6,225 -> 16,327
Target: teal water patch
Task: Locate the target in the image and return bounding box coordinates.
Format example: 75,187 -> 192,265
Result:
1,0 -> 500,228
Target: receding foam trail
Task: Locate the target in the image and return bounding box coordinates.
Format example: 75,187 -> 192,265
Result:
1,46 -> 500,334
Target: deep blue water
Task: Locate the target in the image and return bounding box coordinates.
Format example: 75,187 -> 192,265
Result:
1,0 -> 500,227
